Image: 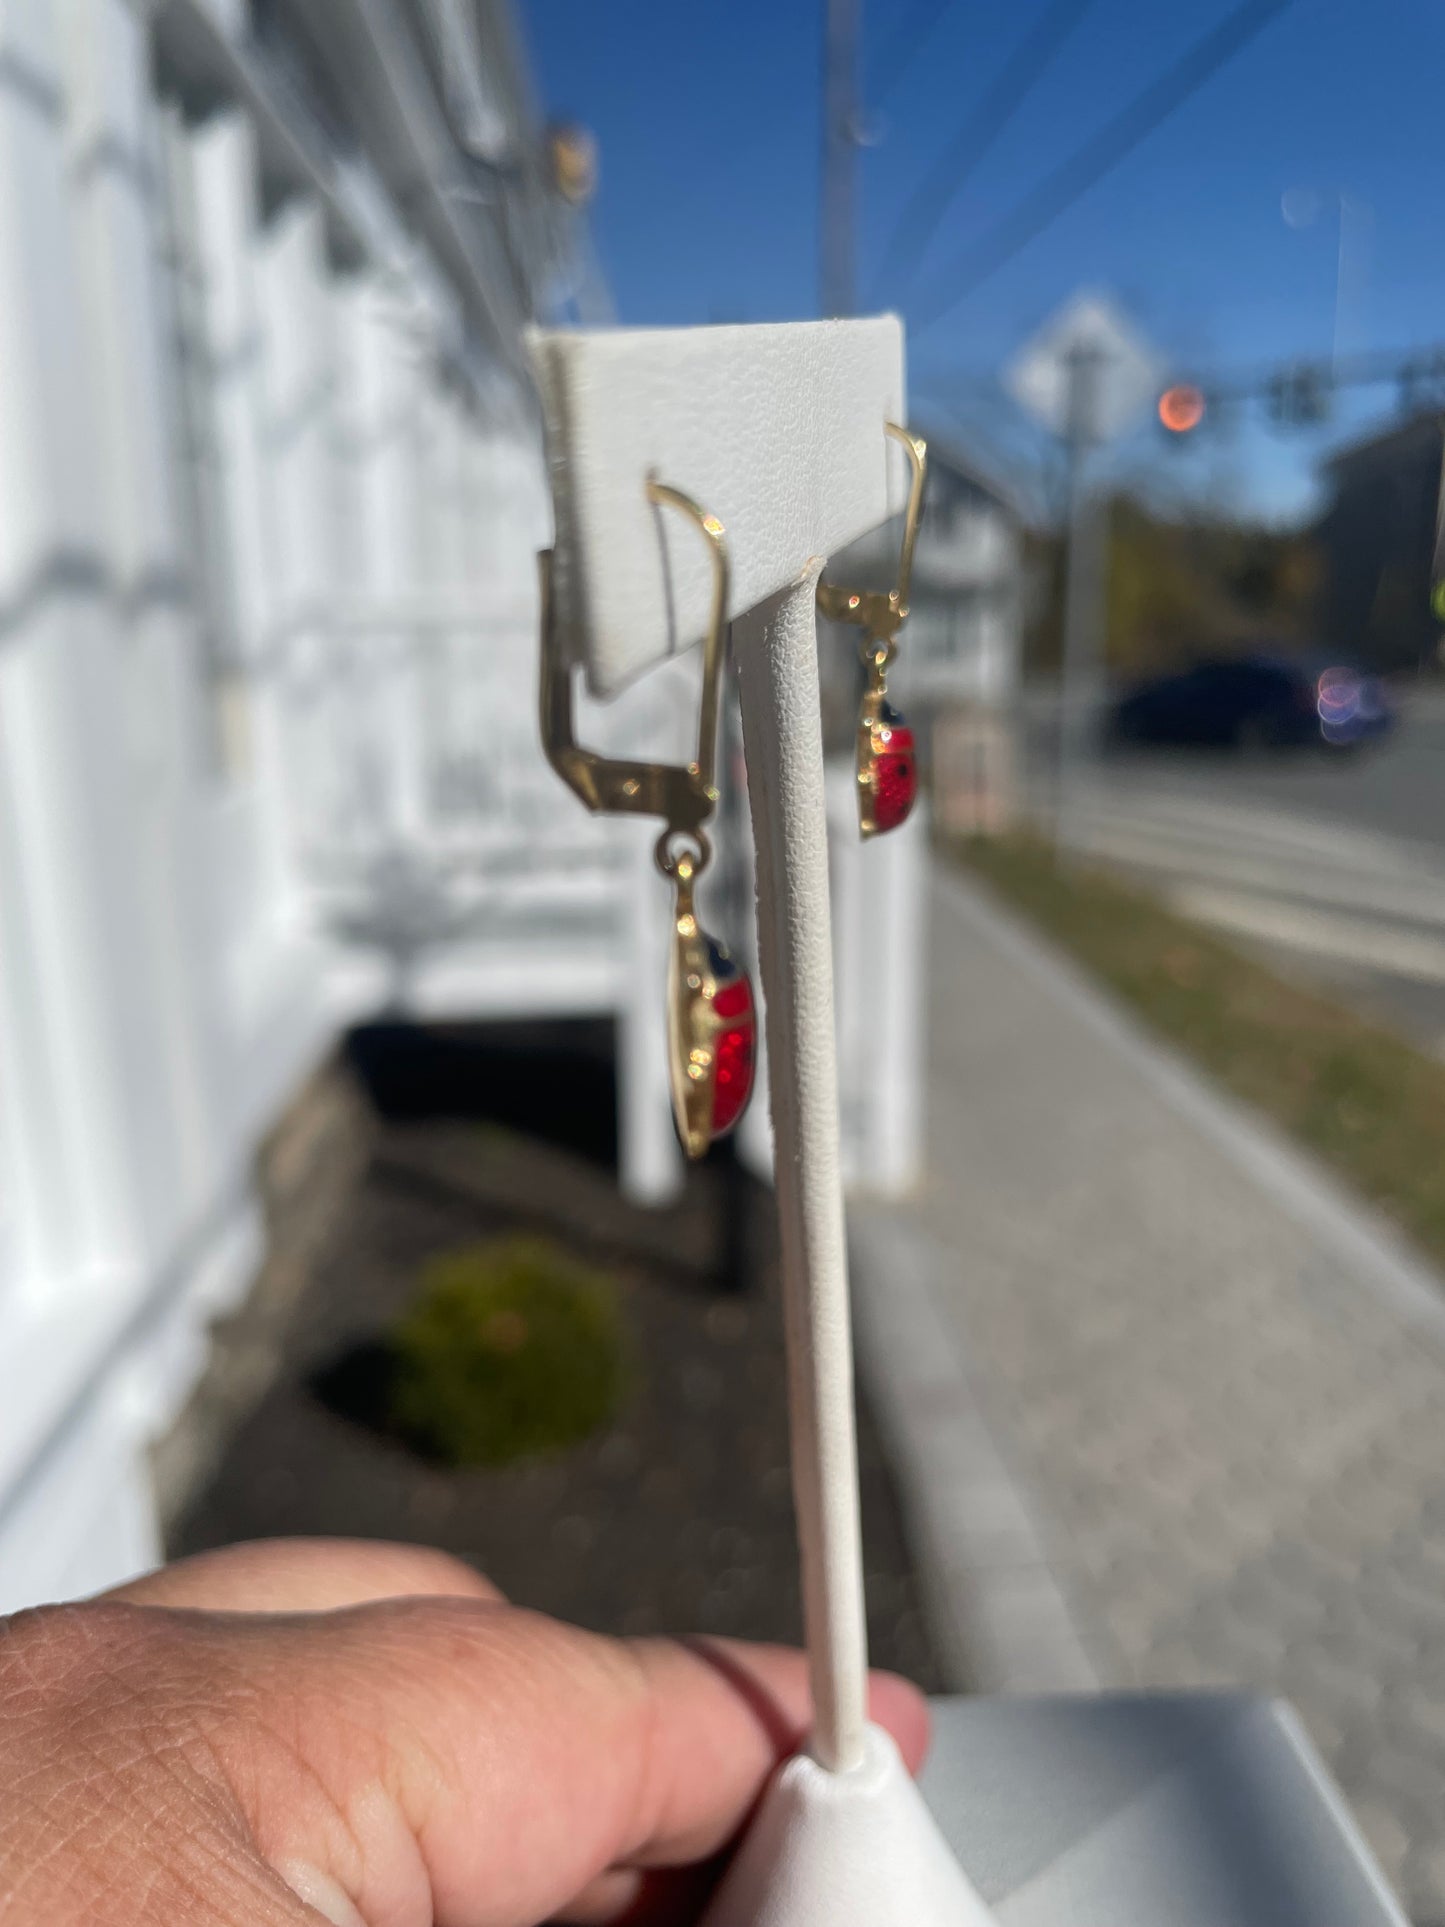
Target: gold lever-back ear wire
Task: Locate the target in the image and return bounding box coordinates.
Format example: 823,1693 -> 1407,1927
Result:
537,481 -> 756,1159
645,480 -> 730,807
538,479 -> 730,873
816,421 -> 927,664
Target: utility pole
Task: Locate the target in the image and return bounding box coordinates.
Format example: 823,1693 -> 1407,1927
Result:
820,0 -> 860,317
1007,293 -> 1159,850
1055,340 -> 1104,854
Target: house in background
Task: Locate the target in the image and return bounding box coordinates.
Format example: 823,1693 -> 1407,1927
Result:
896,432 -> 1027,711
821,430 -> 1026,837
1314,410 -> 1445,675
826,431 -> 1026,713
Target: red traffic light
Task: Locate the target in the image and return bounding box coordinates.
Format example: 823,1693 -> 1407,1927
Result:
1159,384 -> 1206,434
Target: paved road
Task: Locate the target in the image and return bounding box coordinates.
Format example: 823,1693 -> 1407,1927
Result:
1085,692 -> 1445,850
1024,693 -> 1445,1055
890,866 -> 1445,1922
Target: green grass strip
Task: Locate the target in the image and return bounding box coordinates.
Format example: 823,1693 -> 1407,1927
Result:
953,831 -> 1445,1271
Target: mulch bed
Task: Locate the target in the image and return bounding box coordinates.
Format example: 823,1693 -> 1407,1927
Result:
170,1025 -> 944,1690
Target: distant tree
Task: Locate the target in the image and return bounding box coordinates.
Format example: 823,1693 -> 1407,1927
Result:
1024,493 -> 1323,680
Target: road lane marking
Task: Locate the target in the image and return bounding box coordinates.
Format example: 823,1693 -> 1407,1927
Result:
1073,787 -> 1445,878
1076,826 -> 1445,931
1169,885 -> 1445,986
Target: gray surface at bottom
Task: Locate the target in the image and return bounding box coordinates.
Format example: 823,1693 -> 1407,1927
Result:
918,1693 -> 1408,1926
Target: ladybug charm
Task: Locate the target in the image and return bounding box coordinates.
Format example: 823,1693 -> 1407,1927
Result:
857,691 -> 917,839
667,867 -> 756,1158
817,422 -> 928,841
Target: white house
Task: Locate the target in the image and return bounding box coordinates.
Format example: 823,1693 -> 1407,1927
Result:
817,430 -> 1025,847
824,432 -> 1025,713
0,0 -> 927,1613
899,433 -> 1026,709
0,0 -> 587,1612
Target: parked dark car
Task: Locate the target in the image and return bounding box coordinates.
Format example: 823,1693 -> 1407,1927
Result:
1108,653 -> 1395,751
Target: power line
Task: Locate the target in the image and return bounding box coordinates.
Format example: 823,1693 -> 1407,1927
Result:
873,0 -> 1097,303
820,0 -> 861,314
908,0 -> 1294,337
871,0 -> 956,104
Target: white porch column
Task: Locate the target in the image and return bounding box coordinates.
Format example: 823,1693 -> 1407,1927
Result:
0,0 -> 159,1299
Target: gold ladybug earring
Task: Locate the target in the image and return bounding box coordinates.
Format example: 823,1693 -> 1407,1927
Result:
817,422 -> 927,838
538,482 -> 756,1158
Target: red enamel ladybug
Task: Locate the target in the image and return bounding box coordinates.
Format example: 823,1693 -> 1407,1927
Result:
667,910 -> 757,1158
858,696 -> 917,839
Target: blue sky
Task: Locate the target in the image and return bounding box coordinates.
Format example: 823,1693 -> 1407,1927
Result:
520,0 -> 1445,522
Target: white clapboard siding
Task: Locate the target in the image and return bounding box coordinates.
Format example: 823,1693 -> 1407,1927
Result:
0,0 -> 930,1610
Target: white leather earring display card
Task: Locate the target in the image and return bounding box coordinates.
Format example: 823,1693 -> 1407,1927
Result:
529,317 -> 907,696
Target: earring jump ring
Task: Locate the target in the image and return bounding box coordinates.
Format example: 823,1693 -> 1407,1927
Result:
655,827 -> 711,880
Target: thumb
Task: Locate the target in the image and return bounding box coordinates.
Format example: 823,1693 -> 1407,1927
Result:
121,1595 -> 928,1927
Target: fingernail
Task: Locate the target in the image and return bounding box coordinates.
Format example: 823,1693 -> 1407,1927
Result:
274,1857 -> 367,1927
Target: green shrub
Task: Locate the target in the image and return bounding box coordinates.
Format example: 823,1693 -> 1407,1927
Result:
388,1237 -> 623,1466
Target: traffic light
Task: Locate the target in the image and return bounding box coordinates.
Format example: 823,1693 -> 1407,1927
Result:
1399,352 -> 1445,414
1158,384 -> 1206,434
1266,364 -> 1331,428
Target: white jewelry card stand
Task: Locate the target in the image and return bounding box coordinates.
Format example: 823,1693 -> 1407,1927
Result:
530,319 -> 994,1927
528,321 -> 1414,1927
532,318 -> 908,694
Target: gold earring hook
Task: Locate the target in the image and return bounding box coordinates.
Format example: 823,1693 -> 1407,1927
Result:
538,480 -> 730,874
644,479 -> 730,798
817,421 -> 927,657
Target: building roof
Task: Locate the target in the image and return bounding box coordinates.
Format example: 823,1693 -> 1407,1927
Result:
914,424 -> 1032,526
1321,408 -> 1444,476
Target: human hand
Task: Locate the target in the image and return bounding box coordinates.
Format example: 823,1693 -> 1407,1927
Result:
0,1537 -> 928,1925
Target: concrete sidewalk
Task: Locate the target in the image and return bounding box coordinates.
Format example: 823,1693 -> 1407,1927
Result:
853,863 -> 1445,1923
